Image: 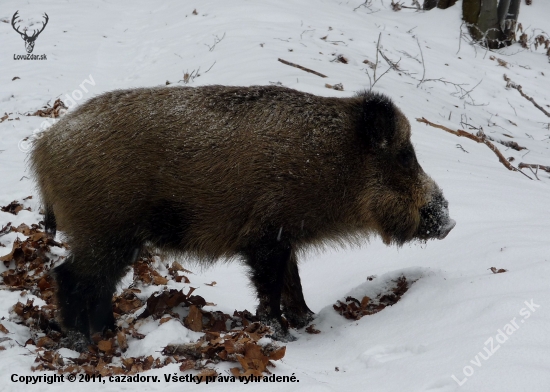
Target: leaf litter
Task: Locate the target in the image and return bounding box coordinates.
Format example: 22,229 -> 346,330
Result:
1,199 -> 416,378
0,202 -> 287,378
333,276 -> 415,320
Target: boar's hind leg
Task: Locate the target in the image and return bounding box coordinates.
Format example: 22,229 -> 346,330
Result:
282,254 -> 314,329
53,243 -> 138,352
243,233 -> 296,342
53,259 -> 95,352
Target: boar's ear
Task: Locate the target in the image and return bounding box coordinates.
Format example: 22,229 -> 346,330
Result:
357,91 -> 396,150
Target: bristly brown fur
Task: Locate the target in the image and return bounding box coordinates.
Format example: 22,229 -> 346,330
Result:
30,85 -> 453,347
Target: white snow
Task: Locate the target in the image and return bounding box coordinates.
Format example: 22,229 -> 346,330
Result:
1,1 -> 550,391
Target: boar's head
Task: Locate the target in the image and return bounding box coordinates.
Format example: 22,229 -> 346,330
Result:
356,92 -> 455,245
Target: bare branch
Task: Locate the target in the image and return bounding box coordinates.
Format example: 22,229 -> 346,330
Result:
353,0 -> 374,12
459,78 -> 483,99
277,58 -> 327,78
205,33 -> 226,52
503,74 -> 550,118
204,61 -> 216,74
519,162 -> 550,173
378,50 -> 401,70
416,117 -> 533,179
300,29 -> 315,39
527,166 -> 540,180
416,37 -> 426,87
374,32 -> 381,82
476,129 -> 526,151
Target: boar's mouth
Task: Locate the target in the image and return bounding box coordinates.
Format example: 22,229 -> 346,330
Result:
416,191 -> 456,241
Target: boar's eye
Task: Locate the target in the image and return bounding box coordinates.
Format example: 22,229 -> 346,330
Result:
397,147 -> 415,167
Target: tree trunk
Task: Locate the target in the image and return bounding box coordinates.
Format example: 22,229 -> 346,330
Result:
503,0 -> 521,38
463,0 -> 521,49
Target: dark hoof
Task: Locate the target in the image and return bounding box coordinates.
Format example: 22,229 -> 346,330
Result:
285,310 -> 315,329
260,318 -> 297,342
267,330 -> 297,342
60,331 -> 91,352
48,318 -> 63,332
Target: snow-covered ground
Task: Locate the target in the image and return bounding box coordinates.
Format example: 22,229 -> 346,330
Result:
1,1 -> 549,391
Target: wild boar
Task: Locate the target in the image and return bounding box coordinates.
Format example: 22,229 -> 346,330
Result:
30,85 -> 455,351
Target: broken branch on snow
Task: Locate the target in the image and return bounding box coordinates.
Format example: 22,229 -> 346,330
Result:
416,117 -> 532,180
277,58 -> 327,78
518,162 -> 550,174
504,74 -> 550,118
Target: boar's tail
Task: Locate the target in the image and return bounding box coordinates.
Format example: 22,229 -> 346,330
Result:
44,204 -> 57,239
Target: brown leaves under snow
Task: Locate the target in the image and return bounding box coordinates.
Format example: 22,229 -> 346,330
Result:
137,287 -> 205,320
31,99 -> 68,119
1,212 -> 287,378
0,223 -> 64,300
168,261 -> 191,283
163,323 -> 286,377
305,325 -> 321,334
2,200 -> 423,379
133,257 -> 168,285
333,276 -> 413,320
1,200 -> 30,215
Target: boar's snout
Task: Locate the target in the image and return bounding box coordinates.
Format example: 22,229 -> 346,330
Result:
417,188 -> 455,240
437,217 -> 456,239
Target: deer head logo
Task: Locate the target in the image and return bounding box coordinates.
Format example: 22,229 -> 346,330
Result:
11,11 -> 49,54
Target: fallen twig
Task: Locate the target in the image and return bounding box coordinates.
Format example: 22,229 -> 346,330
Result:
423,78 -> 482,106
277,58 -> 327,78
456,144 -> 469,153
353,0 -> 377,12
459,79 -> 483,100
300,29 -> 315,39
205,33 -> 225,52
416,117 -> 533,180
204,61 -> 216,74
378,49 -> 401,71
527,166 -> 540,180
518,162 -> 550,173
416,37 -> 426,87
504,74 -> 550,118
476,130 -> 526,151
374,33 -> 381,82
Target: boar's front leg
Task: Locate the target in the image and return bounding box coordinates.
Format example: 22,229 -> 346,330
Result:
243,232 -> 296,342
282,253 -> 314,329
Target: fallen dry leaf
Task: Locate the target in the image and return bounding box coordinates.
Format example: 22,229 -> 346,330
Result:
305,325 -> 321,334
1,201 -> 24,215
97,340 -> 112,352
116,331 -> 128,352
184,305 -> 203,332
31,99 -> 68,119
